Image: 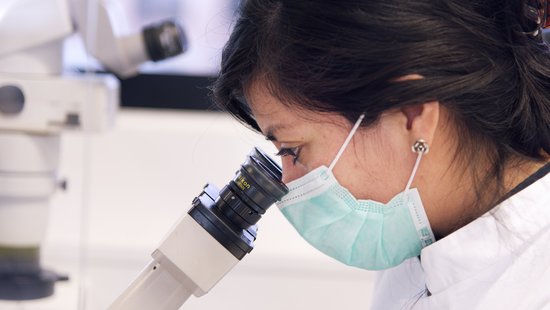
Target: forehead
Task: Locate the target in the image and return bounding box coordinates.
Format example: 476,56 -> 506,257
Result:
244,80 -> 345,135
245,81 -> 298,117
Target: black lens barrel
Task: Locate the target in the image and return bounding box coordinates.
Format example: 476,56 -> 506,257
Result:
217,148 -> 288,229
188,148 -> 288,259
143,19 -> 188,62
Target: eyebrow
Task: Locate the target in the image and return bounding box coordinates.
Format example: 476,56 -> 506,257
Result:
265,128 -> 278,141
264,124 -> 287,142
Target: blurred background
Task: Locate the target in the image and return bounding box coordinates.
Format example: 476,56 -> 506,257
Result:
0,0 -> 374,309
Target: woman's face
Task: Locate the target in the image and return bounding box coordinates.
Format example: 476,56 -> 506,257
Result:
246,80 -> 548,238
246,82 -> 419,203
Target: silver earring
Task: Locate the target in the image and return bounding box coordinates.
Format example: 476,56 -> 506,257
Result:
412,139 -> 429,154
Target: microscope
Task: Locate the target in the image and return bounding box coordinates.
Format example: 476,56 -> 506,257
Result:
1,1 -> 288,308
109,147 -> 288,309
0,0 -> 186,300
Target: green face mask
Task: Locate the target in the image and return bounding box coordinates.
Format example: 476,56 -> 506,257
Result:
276,114 -> 435,270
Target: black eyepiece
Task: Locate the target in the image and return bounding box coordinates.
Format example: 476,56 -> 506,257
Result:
143,19 -> 188,61
217,148 -> 288,229
188,148 -> 288,259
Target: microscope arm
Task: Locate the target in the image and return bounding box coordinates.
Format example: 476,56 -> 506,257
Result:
0,0 -> 186,134
71,0 -> 186,78
109,215 -> 239,309
109,184 -> 241,310
71,0 -> 148,78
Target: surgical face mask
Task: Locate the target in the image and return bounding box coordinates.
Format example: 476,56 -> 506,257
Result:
276,114 -> 435,270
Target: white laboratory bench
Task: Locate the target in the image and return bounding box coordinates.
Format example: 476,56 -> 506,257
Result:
0,109 -> 374,310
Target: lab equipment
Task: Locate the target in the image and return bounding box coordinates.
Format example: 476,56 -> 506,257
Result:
109,147 -> 288,310
0,0 -> 186,300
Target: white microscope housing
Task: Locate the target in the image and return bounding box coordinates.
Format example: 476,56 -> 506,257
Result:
109,148 -> 288,310
0,0 -> 186,300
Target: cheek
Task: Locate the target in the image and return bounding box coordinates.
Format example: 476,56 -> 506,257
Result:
333,158 -> 397,202
281,157 -> 309,183
333,131 -> 411,203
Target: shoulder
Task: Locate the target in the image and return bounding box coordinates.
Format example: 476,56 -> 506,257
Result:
416,170 -> 550,309
475,225 -> 550,309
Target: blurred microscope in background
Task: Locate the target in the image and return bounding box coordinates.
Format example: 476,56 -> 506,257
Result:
0,0 -> 186,301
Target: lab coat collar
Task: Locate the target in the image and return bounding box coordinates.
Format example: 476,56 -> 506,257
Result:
419,171 -> 550,295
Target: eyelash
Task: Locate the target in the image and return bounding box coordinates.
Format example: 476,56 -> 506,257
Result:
275,147 -> 301,164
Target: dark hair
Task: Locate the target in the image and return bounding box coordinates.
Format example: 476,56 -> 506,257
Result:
212,0 -> 550,213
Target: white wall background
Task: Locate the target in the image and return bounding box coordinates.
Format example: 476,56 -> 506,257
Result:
0,109 -> 374,310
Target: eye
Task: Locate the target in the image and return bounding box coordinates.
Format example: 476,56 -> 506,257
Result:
275,147 -> 301,164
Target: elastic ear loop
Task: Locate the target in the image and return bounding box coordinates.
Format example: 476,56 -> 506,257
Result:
405,151 -> 423,193
404,139 -> 429,198
404,140 -> 435,247
328,113 -> 366,171
327,112 -> 428,195
405,139 -> 430,193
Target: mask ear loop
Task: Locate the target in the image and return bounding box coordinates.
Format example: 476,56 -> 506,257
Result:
404,139 -> 435,247
327,114 -> 430,194
328,113 -> 366,171
404,139 -> 430,194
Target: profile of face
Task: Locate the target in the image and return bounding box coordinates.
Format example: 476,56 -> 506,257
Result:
217,0 -> 550,241
246,80 -> 477,237
248,81 -> 444,202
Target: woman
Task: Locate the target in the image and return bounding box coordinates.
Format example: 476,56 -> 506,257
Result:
213,0 -> 550,309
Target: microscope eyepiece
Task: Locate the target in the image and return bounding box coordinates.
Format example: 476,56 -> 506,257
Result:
188,147 -> 288,259
143,20 -> 188,62
217,148 -> 288,229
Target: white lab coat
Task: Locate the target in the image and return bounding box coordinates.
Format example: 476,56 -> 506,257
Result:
370,170 -> 550,310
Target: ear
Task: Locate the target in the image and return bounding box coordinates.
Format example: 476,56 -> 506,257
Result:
401,101 -> 440,147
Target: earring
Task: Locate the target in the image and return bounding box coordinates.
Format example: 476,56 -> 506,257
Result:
412,139 -> 429,154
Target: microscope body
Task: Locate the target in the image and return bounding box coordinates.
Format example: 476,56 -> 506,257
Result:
110,148 -> 288,310
0,0 -> 185,300
109,183 -> 256,309
0,1 -> 278,307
